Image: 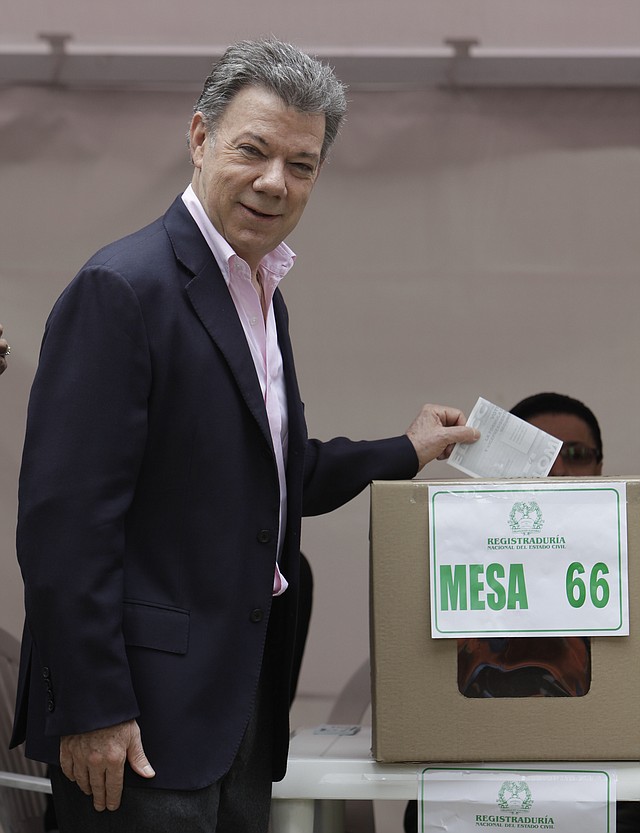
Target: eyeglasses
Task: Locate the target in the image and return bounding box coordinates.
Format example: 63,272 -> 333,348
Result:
558,442 -> 602,467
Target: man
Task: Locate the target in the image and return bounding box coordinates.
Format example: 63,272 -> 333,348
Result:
0,324 -> 10,374
11,39 -> 478,833
406,393 -> 636,832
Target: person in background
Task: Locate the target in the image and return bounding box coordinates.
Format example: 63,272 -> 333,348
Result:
0,324 -> 10,374
11,38 -> 479,833
290,552 -> 313,706
509,392 -> 602,477
406,392 -> 637,832
458,392 -> 600,700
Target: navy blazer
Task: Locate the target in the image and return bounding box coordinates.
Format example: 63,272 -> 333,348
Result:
11,197 -> 418,789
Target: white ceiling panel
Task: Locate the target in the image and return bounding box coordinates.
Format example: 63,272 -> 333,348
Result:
4,0 -> 640,49
2,1 -> 639,88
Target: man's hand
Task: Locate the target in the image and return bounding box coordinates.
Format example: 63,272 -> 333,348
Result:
405,403 -> 480,471
0,324 -> 9,375
60,719 -> 155,811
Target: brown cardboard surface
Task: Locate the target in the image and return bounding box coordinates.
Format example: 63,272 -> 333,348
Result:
369,477 -> 640,762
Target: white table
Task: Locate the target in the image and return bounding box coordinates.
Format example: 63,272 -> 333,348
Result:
270,725 -> 640,833
3,728 -> 639,832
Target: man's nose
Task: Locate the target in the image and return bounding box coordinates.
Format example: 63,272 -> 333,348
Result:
254,160 -> 287,195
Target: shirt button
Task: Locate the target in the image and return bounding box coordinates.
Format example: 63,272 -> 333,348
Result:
257,529 -> 271,544
250,316 -> 258,326
250,609 -> 264,623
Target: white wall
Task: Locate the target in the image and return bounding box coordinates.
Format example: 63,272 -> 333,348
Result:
0,83 -> 639,704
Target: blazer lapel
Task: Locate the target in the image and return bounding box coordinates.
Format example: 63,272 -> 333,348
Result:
163,197 -> 273,451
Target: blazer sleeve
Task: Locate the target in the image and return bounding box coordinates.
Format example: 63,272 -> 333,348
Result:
17,264 -> 151,737
301,434 -> 419,517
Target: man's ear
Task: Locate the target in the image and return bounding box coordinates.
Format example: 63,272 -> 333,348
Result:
189,112 -> 207,168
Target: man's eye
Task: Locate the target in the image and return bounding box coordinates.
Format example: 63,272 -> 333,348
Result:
239,145 -> 262,157
292,162 -> 315,175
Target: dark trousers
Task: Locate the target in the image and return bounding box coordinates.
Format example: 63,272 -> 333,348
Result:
49,644 -> 276,833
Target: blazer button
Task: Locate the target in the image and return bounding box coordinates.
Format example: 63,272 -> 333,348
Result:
47,699 -> 55,712
42,667 -> 51,679
250,608 -> 264,623
257,529 -> 271,544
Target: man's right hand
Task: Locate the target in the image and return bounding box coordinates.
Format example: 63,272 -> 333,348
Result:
0,324 -> 9,375
60,718 -> 155,811
405,403 -> 480,471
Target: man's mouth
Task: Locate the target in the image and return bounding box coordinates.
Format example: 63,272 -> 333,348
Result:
243,204 -> 278,219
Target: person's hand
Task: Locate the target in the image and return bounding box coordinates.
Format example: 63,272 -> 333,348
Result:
0,324 -> 9,375
405,403 -> 480,470
60,719 -> 155,811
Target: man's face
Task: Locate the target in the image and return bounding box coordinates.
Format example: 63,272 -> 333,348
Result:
189,85 -> 326,273
525,412 -> 602,477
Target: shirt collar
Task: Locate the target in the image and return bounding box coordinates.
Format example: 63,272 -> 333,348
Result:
181,184 -> 296,287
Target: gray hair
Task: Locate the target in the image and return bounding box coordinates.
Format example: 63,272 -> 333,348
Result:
193,38 -> 347,162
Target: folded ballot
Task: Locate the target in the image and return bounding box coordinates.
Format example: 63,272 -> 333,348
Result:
448,397 -> 562,479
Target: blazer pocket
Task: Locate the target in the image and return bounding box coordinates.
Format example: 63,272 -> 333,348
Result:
123,600 -> 190,655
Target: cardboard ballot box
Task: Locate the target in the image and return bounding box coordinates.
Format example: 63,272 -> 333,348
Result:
369,477 -> 640,762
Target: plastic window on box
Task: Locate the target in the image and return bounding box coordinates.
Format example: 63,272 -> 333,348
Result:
457,637 -> 592,698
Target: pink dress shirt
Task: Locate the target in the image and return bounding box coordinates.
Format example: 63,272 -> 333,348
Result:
182,185 -> 292,595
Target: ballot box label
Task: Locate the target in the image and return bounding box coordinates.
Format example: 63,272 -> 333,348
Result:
418,766 -> 614,833
428,483 -> 628,637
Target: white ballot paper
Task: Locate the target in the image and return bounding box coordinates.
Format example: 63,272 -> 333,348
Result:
418,766 -> 615,833
448,398 -> 563,479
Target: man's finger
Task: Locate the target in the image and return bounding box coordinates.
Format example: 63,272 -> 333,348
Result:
72,766 -> 93,796
449,425 -> 480,445
127,733 -> 156,780
104,765 -> 125,811
59,749 -> 75,782
88,770 -> 108,812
